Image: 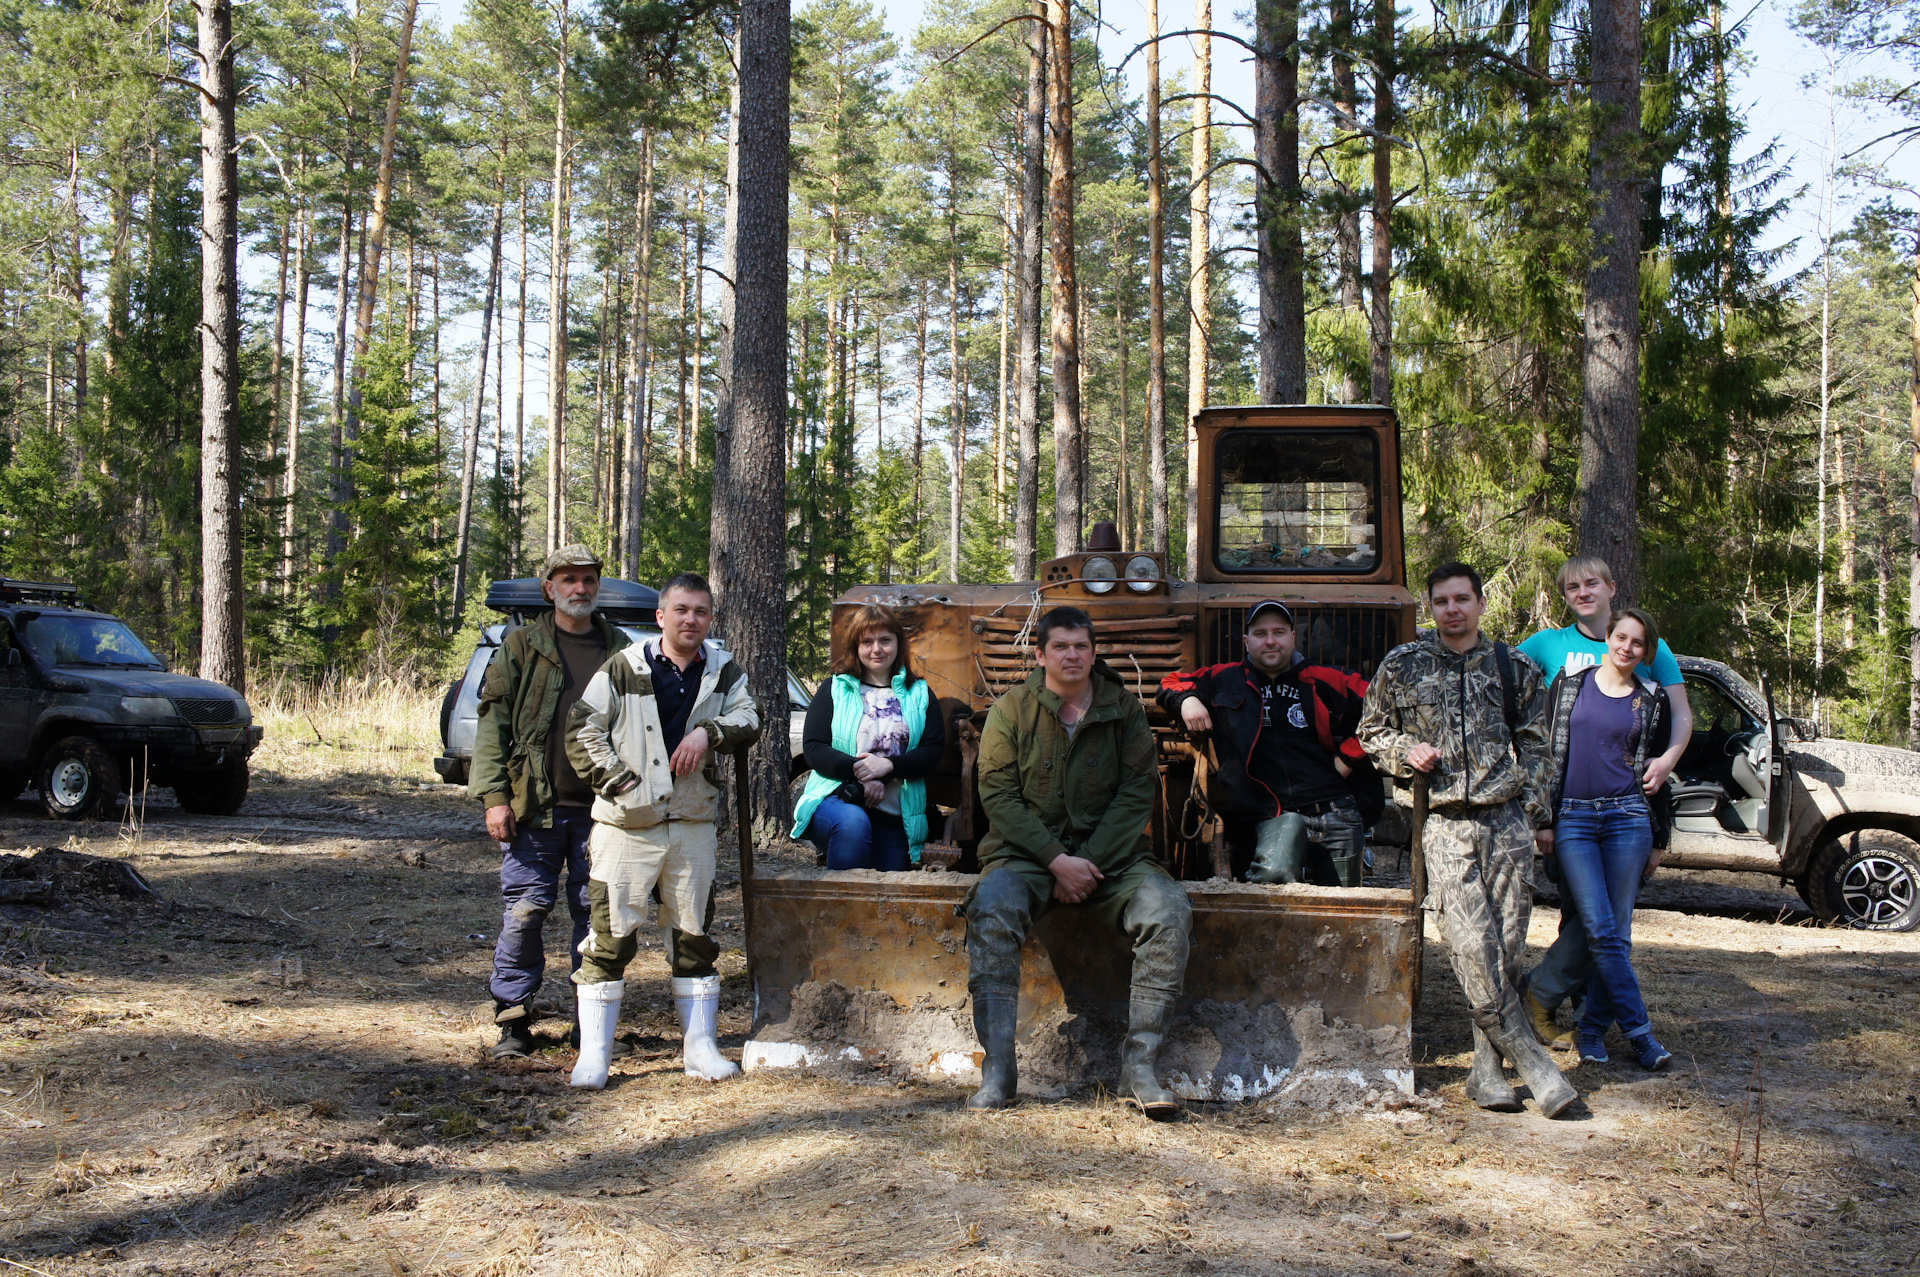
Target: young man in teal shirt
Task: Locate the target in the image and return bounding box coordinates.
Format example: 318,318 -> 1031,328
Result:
1517,556 -> 1693,1048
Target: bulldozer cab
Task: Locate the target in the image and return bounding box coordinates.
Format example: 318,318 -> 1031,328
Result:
743,406 -> 1424,1102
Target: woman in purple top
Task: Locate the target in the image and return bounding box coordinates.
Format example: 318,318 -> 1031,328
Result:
1541,607 -> 1675,1072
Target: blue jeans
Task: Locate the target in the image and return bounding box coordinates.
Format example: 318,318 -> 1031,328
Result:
807,795 -> 911,871
489,806 -> 594,1009
1553,795 -> 1654,1040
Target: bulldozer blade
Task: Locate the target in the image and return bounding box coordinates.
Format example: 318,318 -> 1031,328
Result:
742,867 -> 1419,1103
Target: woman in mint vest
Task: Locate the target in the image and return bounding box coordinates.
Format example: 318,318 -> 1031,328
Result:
791,605 -> 947,870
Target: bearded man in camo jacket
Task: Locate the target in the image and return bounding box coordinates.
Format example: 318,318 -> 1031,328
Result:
1357,562 -> 1577,1118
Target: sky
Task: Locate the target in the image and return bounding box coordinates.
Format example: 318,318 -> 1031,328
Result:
385,0 -> 1917,442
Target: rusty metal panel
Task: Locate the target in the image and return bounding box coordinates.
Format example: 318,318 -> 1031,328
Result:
743,868 -> 1418,1102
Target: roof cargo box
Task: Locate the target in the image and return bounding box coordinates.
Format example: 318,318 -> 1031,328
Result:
482,576 -> 660,623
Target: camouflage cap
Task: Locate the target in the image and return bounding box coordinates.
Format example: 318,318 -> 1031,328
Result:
542,544 -> 603,578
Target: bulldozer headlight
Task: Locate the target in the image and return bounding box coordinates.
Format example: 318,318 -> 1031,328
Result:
1124,555 -> 1159,593
1083,556 -> 1117,594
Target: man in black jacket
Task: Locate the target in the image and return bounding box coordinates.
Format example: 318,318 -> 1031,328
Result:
1158,601 -> 1378,886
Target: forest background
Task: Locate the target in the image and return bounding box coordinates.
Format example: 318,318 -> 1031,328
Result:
3,0 -> 1920,757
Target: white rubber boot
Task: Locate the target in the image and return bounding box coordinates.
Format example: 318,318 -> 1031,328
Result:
672,974 -> 740,1081
569,979 -> 625,1090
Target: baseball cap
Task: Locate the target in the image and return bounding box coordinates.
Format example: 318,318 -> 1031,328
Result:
542,544 -> 604,578
1245,600 -> 1295,628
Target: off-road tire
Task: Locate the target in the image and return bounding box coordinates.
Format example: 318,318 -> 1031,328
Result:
439,678 -> 461,748
1809,831 -> 1920,932
38,736 -> 122,822
173,762 -> 250,816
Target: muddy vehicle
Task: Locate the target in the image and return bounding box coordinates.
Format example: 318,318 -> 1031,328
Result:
1668,656 -> 1920,931
742,406 -> 1423,1101
0,579 -> 261,820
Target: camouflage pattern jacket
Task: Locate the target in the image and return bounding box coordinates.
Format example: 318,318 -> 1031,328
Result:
1356,630 -> 1554,828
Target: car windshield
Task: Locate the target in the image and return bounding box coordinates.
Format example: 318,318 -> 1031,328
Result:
1215,429 -> 1380,573
23,615 -> 165,669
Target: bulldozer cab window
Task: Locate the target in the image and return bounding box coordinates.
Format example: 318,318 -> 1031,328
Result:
1215,431 -> 1379,573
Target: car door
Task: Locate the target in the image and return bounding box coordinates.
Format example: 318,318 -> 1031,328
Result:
0,619 -> 35,769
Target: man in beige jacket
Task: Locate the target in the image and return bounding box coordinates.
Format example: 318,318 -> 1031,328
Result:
564,572 -> 760,1088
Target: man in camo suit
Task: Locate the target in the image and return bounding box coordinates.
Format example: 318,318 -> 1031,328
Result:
1357,562 -> 1577,1118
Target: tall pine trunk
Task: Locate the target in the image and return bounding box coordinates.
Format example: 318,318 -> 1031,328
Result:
195,0 -> 243,690
283,201 -> 311,596
453,194 -> 505,618
624,131 -> 655,579
1369,0 -> 1393,405
1185,0 -> 1211,578
1578,0 -> 1644,600
1146,0 -> 1169,554
719,0 -> 792,839
344,0 -> 420,478
1046,0 -> 1082,556
1013,13 -> 1045,578
1254,0 -> 1305,403
1331,0 -> 1362,404
547,0 -> 573,557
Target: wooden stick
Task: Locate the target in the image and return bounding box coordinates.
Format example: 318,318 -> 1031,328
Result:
734,748 -> 755,987
1409,771 -> 1429,1011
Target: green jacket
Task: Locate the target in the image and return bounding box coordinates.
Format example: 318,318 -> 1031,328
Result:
975,663 -> 1159,875
468,611 -> 632,826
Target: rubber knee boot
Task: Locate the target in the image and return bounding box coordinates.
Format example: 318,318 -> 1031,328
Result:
570,980 -> 624,1090
1488,1002 -> 1577,1119
1247,813 -> 1310,884
1464,1025 -> 1521,1112
1330,850 -> 1365,888
1120,995 -> 1182,1120
966,993 -> 1018,1110
672,974 -> 740,1081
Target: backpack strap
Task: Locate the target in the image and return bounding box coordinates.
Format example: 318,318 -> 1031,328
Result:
1495,641 -> 1519,738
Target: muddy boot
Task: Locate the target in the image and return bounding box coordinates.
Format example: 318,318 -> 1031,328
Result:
1247,813 -> 1310,884
1120,994 -> 1182,1121
1523,983 -> 1574,1052
1487,1001 -> 1577,1119
673,975 -> 740,1081
966,992 -> 1018,1110
491,1001 -> 536,1059
1330,849 -> 1365,888
570,980 -> 624,1090
1464,1025 -> 1521,1112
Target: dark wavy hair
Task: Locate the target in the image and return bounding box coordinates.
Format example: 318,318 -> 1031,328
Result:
832,605 -> 918,685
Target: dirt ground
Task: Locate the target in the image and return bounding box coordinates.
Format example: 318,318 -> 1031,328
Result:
2,732 -> 1917,1276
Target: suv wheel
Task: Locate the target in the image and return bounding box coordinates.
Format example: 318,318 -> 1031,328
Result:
1810,831 -> 1920,932
39,736 -> 123,821
174,761 -> 250,816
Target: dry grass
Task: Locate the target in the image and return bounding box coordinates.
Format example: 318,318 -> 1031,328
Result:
250,667 -> 443,781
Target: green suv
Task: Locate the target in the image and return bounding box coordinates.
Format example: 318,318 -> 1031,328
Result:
0,579 -> 262,820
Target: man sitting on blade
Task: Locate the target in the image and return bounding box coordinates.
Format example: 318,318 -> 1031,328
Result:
1159,601 -> 1380,887
962,605 -> 1190,1119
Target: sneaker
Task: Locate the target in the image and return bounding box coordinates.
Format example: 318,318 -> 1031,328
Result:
1628,1033 -> 1672,1072
1577,1029 -> 1609,1064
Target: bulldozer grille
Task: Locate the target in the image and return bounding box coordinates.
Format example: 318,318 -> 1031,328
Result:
972,614 -> 1194,712
1205,605 -> 1404,677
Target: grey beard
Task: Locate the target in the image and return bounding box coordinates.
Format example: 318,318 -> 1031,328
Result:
555,597 -> 595,621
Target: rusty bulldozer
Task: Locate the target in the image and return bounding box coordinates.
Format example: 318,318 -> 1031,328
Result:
740,405 -> 1428,1102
